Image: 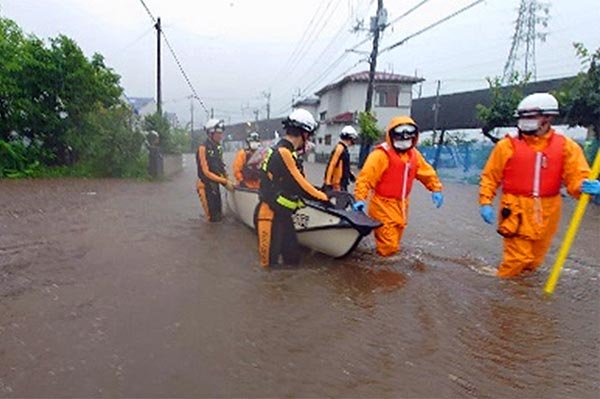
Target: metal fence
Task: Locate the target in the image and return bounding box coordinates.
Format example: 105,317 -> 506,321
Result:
418,143 -> 494,185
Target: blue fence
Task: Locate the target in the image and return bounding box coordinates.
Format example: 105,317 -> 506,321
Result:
418,143 -> 494,185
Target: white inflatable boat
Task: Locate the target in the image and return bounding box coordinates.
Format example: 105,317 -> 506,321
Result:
226,187 -> 381,258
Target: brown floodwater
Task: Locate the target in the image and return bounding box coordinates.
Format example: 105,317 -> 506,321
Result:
0,153 -> 598,398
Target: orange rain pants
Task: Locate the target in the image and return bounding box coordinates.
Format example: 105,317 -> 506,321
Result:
480,129 -> 591,277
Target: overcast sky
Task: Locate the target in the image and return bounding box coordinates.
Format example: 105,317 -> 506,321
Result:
2,0 -> 598,126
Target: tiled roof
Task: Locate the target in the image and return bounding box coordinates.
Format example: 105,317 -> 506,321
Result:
293,97 -> 320,107
329,111 -> 355,124
316,71 -> 424,96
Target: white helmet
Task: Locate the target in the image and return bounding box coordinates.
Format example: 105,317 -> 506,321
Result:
515,93 -> 559,118
340,125 -> 358,141
283,108 -> 318,135
205,118 -> 225,132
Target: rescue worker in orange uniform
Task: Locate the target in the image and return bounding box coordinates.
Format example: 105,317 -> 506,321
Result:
196,118 -> 234,222
354,116 -> 444,257
257,109 -> 330,267
323,125 -> 358,192
232,132 -> 262,189
479,93 -> 598,278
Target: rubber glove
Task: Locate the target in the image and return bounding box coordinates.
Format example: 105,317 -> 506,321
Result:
431,192 -> 444,208
480,205 -> 495,225
352,200 -> 366,212
581,179 -> 600,195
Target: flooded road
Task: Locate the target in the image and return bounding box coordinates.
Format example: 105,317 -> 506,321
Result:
1,153 -> 598,398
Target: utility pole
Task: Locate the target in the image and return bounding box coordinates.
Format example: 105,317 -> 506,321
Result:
253,109 -> 260,122
432,80 -> 441,143
291,87 -> 301,110
262,90 -> 271,120
210,107 -> 214,118
190,96 -> 194,151
432,80 -> 443,170
364,0 -> 385,112
155,17 -> 162,115
359,0 -> 386,168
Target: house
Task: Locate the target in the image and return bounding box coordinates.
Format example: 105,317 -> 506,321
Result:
302,71 -> 424,161
126,97 -> 157,117
292,97 -> 320,119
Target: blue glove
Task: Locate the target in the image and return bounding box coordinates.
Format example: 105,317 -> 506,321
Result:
431,192 -> 444,208
581,179 -> 600,195
480,205 -> 495,225
352,200 -> 366,212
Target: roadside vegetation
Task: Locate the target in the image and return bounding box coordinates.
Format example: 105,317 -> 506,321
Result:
0,16 -> 188,179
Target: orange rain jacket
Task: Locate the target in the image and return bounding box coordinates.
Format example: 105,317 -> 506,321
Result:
479,129 -> 591,277
324,142 -> 353,191
355,116 -> 442,256
232,148 -> 261,189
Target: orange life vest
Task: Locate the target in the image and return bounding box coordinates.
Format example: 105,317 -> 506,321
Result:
502,133 -> 565,197
374,143 -> 418,199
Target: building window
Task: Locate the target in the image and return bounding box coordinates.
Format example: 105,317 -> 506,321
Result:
324,134 -> 332,145
318,137 -> 323,144
375,86 -> 399,107
320,111 -> 327,121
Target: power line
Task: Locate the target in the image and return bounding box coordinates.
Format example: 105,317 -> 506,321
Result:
138,0 -> 156,23
295,0 -> 371,91
379,0 -> 486,54
384,0 -> 433,28
270,0 -> 376,109
269,0 -> 330,85
286,0 -> 344,78
161,33 -> 209,115
136,0 -> 210,116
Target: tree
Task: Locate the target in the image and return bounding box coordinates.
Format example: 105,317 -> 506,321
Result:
0,16 -> 145,177
476,73 -> 529,143
80,104 -> 146,177
554,43 -> 600,161
357,111 -> 382,167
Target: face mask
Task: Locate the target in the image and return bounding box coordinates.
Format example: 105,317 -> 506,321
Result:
393,139 -> 413,151
518,118 -> 541,135
249,142 -> 259,150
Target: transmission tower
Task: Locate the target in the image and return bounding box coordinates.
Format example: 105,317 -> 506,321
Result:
502,0 -> 550,82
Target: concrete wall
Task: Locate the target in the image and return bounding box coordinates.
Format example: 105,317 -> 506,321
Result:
318,87 -> 343,119
372,83 -> 413,131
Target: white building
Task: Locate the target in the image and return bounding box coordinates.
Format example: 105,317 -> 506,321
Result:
298,71 -> 423,162
126,97 -> 157,117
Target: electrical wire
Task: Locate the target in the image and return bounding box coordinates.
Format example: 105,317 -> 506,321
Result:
379,0 -> 486,54
136,0 -> 210,116
268,0 -> 331,86
384,0 -> 433,28
285,0 -> 345,78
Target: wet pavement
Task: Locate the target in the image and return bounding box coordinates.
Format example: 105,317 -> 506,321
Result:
0,153 -> 598,398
